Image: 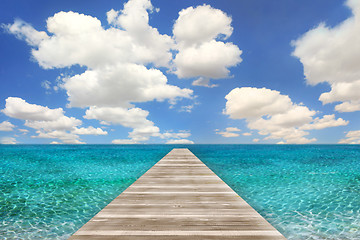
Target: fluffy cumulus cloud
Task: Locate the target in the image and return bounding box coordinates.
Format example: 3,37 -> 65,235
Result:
5,0 -> 248,143
112,131 -> 193,144
160,131 -> 193,144
84,106 -> 193,143
339,130 -> 360,144
160,131 -> 191,139
1,137 -> 17,144
4,0 -> 199,143
173,4 -> 233,45
173,4 -> 242,87
224,87 -> 348,144
224,88 -> 292,119
0,121 -> 15,131
63,63 -> 191,108
106,0 -> 173,67
84,106 -> 159,142
18,129 -> 29,134
292,0 -> 360,112
216,127 -> 241,137
2,97 -> 64,121
25,116 -> 82,132
85,106 -> 153,128
72,126 -> 107,135
6,7 -> 173,69
301,114 -> 349,130
174,40 -> 241,79
32,130 -> 84,144
112,139 -> 138,144
2,97 -> 105,144
4,20 -> 49,46
166,139 -> 194,144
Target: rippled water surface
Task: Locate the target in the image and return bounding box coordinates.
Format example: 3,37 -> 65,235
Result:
0,144 -> 173,239
190,145 -> 360,240
1,144 -> 360,239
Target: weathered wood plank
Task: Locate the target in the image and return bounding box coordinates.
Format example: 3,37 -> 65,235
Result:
69,148 -> 286,240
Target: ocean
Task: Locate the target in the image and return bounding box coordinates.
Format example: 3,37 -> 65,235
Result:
1,144 -> 359,239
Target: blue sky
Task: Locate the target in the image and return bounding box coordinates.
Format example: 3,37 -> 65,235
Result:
1,0 -> 360,144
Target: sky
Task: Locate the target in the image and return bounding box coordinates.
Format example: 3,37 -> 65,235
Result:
1,0 -> 360,144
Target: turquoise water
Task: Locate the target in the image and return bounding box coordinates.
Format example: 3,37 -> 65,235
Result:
1,145 -> 360,239
190,145 -> 360,240
0,145 -> 173,239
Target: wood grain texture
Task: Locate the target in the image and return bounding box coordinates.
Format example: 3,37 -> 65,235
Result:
69,148 -> 286,240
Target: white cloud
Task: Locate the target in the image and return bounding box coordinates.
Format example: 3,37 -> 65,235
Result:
18,129 -> 29,134
4,2 -> 193,107
25,116 -> 82,131
41,80 -> 51,90
160,131 -> 191,139
32,130 -> 84,144
319,80 -> 360,104
129,125 -> 160,142
166,139 -> 194,144
2,97 -> 64,121
243,132 -> 252,136
2,97 -> 94,144
0,121 -> 15,131
247,105 -> 316,131
339,130 -> 360,144
192,77 -> 218,88
179,105 -> 194,113
173,4 -> 242,86
72,126 -> 108,135
173,4 -> 233,46
3,20 -> 49,46
174,40 -> 242,79
285,136 -> 316,144
85,106 -> 159,142
334,101 -> 360,112
225,127 -> 241,132
224,87 -> 348,144
62,63 -> 192,108
253,138 -> 259,143
106,9 -> 119,24
50,141 -> 61,144
1,137 -> 17,144
85,106 -> 151,128
4,1 -> 197,144
216,127 -> 241,138
216,131 -> 239,138
301,114 -> 349,130
318,80 -> 360,112
107,0 -> 174,67
12,10 -> 169,69
225,87 -> 293,119
5,0 -> 244,143
112,139 -> 138,144
263,128 -> 316,144
292,0 -> 360,112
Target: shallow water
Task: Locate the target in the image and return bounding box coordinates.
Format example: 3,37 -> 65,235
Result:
1,144 -> 360,239
190,145 -> 360,240
0,144 -> 172,239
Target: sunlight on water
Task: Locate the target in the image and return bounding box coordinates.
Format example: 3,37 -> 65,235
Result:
1,144 -> 360,239
190,145 -> 360,240
0,145 -> 172,239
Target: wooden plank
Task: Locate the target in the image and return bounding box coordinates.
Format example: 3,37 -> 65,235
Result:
69,148 -> 286,240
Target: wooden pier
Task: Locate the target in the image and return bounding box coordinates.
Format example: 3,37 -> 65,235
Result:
69,148 -> 286,239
